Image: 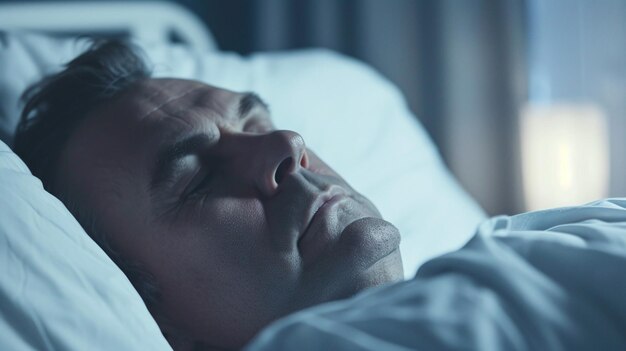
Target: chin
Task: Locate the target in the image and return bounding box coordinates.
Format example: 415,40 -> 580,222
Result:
346,247 -> 405,296
294,236 -> 403,308
305,251 -> 404,313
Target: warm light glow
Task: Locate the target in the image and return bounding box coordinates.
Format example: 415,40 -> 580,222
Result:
521,103 -> 609,211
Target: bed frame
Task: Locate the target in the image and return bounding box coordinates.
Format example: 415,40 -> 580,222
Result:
0,1 -> 217,51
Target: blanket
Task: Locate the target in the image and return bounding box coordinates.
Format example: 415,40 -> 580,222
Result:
247,199 -> 626,350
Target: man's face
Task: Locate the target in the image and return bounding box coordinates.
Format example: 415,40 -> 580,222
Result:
58,78 -> 403,349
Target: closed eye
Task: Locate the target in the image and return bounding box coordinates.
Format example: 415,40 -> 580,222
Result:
183,167 -> 214,200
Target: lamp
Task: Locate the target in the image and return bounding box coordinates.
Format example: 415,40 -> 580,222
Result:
521,103 -> 609,211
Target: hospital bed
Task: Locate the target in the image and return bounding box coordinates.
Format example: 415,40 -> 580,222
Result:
0,1 -> 217,50
0,1 -> 485,350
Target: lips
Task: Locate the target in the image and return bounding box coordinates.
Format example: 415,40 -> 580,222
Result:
297,188 -> 347,249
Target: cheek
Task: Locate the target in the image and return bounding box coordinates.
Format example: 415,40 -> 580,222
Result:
164,197 -> 270,267
150,198 -> 298,341
202,197 -> 269,255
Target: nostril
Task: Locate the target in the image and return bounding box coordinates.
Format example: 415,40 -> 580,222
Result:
275,157 -> 293,184
300,151 -> 309,168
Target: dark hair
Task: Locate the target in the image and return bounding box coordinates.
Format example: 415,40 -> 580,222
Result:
13,39 -> 161,309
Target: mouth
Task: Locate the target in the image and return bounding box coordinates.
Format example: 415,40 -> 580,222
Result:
297,188 -> 348,249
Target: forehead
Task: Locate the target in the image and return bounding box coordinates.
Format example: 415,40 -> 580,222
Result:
90,77 -> 241,144
75,77 -> 239,157
117,78 -> 239,133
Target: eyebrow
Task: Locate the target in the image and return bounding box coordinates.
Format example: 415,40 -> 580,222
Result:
238,92 -> 270,120
150,133 -> 214,193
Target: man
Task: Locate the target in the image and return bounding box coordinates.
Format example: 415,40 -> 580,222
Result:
14,40 -> 626,351
14,40 -> 404,350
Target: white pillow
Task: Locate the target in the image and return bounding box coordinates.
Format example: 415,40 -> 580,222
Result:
0,31 -> 485,349
0,140 -> 171,350
0,33 -> 88,144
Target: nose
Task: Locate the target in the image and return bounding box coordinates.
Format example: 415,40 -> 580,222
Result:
229,130 -> 309,197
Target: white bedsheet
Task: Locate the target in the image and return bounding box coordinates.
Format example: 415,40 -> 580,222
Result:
247,198 -> 626,350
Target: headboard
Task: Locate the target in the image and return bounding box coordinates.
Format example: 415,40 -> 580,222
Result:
0,1 -> 217,51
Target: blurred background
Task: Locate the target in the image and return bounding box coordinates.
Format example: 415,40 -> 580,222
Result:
1,0 -> 625,216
